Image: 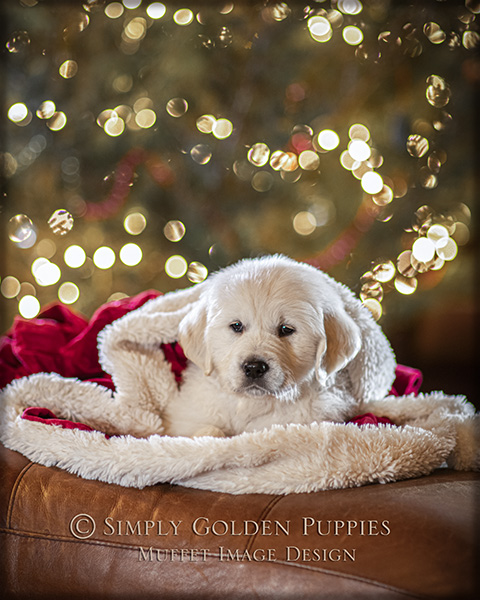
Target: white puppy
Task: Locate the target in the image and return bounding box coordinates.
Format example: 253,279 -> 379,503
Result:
160,255 -> 396,437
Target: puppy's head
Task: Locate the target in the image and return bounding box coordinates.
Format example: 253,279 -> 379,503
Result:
178,256 -> 361,402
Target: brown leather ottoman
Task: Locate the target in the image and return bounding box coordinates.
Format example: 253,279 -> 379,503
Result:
0,443 -> 478,599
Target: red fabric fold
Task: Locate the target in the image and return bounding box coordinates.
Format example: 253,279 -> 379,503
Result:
21,407 -> 97,433
0,291 -> 167,390
390,364 -> 423,397
348,413 -> 395,427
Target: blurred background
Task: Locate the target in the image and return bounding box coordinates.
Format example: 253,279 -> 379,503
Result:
1,0 -> 478,404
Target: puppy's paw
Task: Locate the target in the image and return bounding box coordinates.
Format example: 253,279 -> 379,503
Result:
193,425 -> 226,438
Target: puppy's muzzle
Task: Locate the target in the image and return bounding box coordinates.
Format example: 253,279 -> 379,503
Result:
243,359 -> 269,380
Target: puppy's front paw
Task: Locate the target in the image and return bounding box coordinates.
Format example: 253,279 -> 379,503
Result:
193,425 -> 226,438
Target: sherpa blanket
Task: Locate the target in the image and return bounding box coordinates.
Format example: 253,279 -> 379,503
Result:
0,291 -> 478,495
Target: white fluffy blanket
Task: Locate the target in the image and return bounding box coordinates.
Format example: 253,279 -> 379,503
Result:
0,282 -> 478,495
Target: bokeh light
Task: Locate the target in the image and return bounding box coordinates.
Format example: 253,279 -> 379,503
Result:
436,237 -> 458,261
48,209 -> 74,235
308,16 -> 333,43
1,276 -> 21,299
412,237 -> 436,263
424,22 -> 446,45
166,98 -> 188,117
212,118 -> 233,139
427,224 -> 449,244
361,171 -> 384,194
338,0 -> 363,15
8,103 -> 29,123
105,2 -> 124,18
18,295 -> 41,319
362,298 -> 382,321
394,276 -> 418,295
32,258 -> 61,286
59,60 -> 78,79
348,139 -> 371,161
372,185 -> 393,206
173,9 -> 194,25
123,0 -> 142,9
58,282 -> 80,304
120,243 -> 142,266
0,1 -> 475,328
93,246 -> 116,269
397,251 -> 416,278
317,130 -> 340,151
8,214 -> 34,243
270,151 -> 289,171
293,211 -> 317,236
165,255 -> 188,278
406,134 -> 429,157
360,279 -> 383,302
349,123 -> 370,141
146,3 -> 166,19
248,143 -> 270,167
164,220 -> 186,242
47,112 -> 67,131
104,115 -> 125,136
426,75 -> 451,108
187,261 -> 209,283
136,109 -> 156,128
190,144 -> 212,164
196,114 -> 216,134
124,212 -> 147,235
64,245 -> 87,268
343,26 -> 364,45
372,261 -> 395,282
351,161 -> 372,180
124,17 -> 147,41
36,101 -> 56,119
298,150 -> 320,170
340,151 -> 356,170
462,31 -> 480,49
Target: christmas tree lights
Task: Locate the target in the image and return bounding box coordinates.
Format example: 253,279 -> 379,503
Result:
1,0 -> 477,329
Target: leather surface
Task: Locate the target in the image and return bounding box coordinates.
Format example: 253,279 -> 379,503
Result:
0,444 -> 478,599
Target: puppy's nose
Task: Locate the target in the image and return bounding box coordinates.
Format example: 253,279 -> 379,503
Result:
243,360 -> 269,379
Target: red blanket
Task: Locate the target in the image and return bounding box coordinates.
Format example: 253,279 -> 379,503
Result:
0,293 -> 422,433
0,291 -> 186,391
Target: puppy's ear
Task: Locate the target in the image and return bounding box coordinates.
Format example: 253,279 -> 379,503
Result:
315,308 -> 361,385
177,300 -> 213,376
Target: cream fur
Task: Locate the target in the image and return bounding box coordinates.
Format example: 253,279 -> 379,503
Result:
101,255 -> 397,437
0,255 -> 477,494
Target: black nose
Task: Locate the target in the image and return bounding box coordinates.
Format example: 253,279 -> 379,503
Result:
243,360 -> 269,379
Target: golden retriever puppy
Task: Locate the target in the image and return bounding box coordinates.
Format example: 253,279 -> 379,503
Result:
161,255 -> 396,437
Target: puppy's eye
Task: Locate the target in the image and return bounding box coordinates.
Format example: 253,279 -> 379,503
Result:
230,321 -> 244,333
279,325 -> 295,337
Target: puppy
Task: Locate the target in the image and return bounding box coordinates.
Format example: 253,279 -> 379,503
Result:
162,255 -> 396,437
